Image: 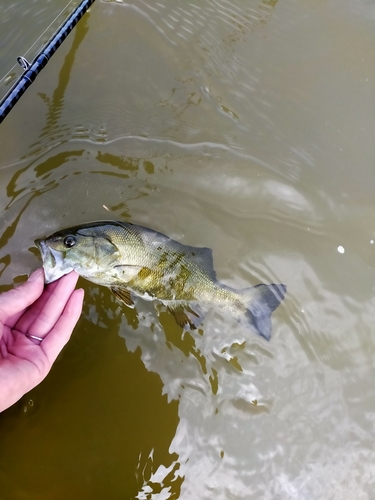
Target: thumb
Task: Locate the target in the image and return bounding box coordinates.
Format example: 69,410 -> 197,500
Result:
0,269 -> 45,325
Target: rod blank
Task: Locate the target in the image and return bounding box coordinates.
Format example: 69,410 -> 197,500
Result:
0,0 -> 96,124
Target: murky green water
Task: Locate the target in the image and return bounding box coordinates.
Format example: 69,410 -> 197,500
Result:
1,0 -> 375,498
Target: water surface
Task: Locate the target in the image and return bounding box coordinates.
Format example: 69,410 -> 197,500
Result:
1,0 -> 375,498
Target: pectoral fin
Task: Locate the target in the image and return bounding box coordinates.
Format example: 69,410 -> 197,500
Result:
168,304 -> 205,330
110,286 -> 135,308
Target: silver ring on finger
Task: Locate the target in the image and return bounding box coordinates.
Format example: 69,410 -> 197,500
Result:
25,333 -> 44,343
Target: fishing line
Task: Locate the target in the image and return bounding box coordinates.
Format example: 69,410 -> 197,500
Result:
0,0 -> 76,85
0,0 -> 96,124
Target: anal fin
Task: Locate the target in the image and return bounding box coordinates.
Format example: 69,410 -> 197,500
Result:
168,304 -> 205,330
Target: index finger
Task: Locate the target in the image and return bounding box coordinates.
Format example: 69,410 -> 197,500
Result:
13,276 -> 66,333
16,272 -> 80,338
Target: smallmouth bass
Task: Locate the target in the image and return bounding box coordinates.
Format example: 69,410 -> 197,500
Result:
35,221 -> 286,340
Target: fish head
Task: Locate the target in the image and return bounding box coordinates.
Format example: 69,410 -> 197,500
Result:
35,223 -> 122,284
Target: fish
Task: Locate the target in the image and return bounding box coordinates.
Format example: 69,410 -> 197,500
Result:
35,221 -> 286,340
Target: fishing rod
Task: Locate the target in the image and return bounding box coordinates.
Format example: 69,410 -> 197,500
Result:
0,0 -> 96,125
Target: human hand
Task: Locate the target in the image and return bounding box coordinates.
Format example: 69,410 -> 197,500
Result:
0,269 -> 84,413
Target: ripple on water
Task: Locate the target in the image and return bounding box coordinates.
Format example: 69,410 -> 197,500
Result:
1,0 -> 375,498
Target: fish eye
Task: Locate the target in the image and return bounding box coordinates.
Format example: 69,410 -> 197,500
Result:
63,235 -> 76,248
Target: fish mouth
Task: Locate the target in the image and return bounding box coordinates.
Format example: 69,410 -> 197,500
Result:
34,239 -> 73,284
35,239 -> 52,263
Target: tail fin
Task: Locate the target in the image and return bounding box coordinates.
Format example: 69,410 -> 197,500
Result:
240,283 -> 286,341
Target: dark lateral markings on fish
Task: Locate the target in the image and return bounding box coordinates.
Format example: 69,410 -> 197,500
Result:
35,221 -> 286,340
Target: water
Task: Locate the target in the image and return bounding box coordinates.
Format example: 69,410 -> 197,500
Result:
1,0 -> 375,498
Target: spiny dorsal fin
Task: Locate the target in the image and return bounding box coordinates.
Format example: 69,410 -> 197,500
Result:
110,286 -> 135,308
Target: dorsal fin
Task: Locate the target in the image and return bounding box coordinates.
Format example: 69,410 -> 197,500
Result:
182,245 -> 216,280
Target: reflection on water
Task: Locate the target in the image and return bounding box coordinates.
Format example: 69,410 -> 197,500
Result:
30,13 -> 89,156
1,0 -> 375,498
0,284 -> 180,499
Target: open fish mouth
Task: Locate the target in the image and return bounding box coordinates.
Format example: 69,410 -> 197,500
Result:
34,239 -> 73,284
35,239 -> 53,263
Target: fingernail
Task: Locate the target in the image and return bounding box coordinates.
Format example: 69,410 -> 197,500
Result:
28,268 -> 44,282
